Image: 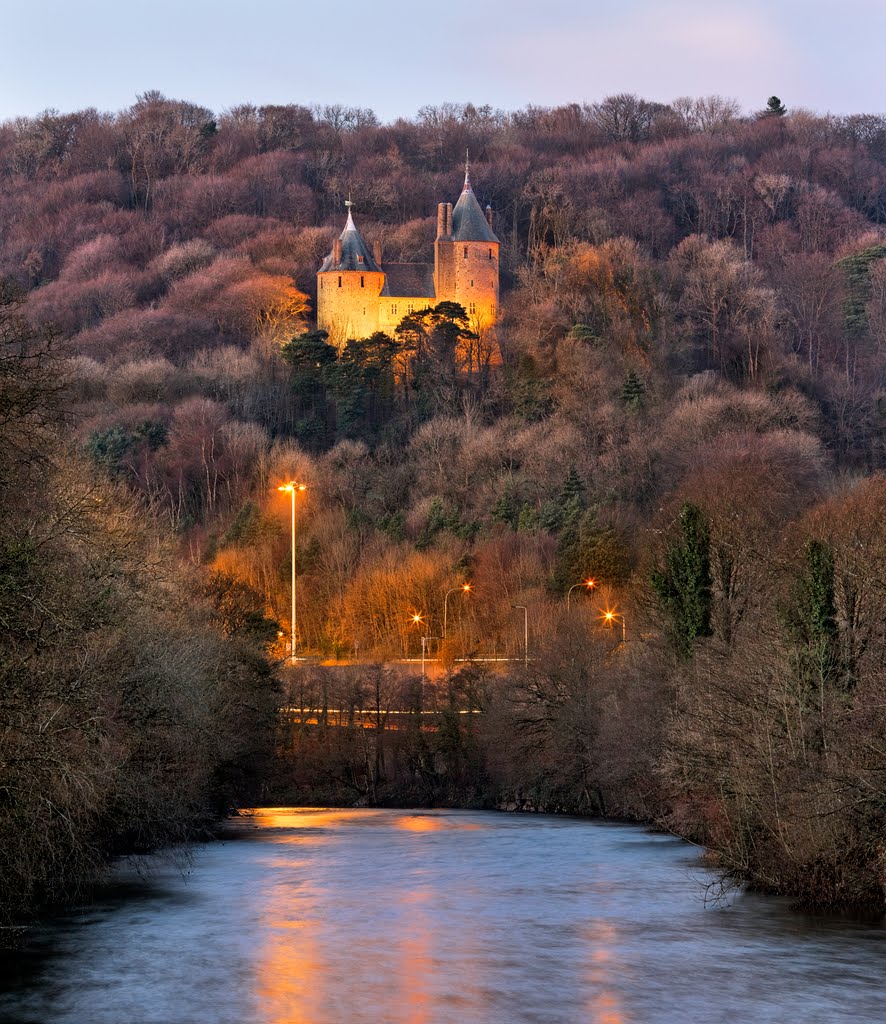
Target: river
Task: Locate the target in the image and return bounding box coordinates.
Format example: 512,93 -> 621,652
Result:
1,809 -> 883,1023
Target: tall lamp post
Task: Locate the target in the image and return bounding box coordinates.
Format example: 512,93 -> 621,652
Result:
602,608 -> 626,643
409,612 -> 425,661
420,632 -> 443,679
443,582 -> 472,639
512,605 -> 528,666
566,577 -> 597,610
278,482 -> 306,663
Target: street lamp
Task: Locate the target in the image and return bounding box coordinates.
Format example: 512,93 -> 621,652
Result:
511,604 -> 528,666
278,482 -> 306,663
602,608 -> 626,643
419,632 -> 443,679
443,582 -> 472,639
407,611 -> 425,660
566,577 -> 597,610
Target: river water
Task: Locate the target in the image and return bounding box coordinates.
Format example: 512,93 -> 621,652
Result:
1,808 -> 883,1023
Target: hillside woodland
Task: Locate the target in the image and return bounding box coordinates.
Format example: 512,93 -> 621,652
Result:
1,93 -> 885,914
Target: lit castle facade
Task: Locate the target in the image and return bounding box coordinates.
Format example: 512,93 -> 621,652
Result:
317,168 -> 500,344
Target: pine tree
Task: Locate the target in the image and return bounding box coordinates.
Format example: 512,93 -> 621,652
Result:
492,488 -> 520,530
785,539 -> 841,694
762,95 -> 787,117
651,503 -> 713,660
621,370 -> 646,408
559,466 -> 586,507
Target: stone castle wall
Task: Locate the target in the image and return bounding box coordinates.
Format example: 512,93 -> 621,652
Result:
377,297 -> 433,336
317,270 -> 384,345
450,240 -> 499,332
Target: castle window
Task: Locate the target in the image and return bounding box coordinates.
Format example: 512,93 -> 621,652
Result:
470,279 -> 474,287
463,246 -> 468,259
391,304 -> 398,315
488,248 -> 493,260
469,302 -> 476,314
491,303 -> 496,317
357,255 -> 364,264
360,276 -> 364,287
338,276 -> 342,288
407,303 -> 414,313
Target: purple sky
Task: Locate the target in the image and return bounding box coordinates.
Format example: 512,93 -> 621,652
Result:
3,0 -> 884,122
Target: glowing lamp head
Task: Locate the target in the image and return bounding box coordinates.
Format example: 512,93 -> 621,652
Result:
278,481 -> 307,493
585,578 -> 597,589
462,583 -> 472,592
603,611 -> 615,624
410,612 -> 424,626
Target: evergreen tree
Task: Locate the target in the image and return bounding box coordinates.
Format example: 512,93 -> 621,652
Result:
763,95 -> 787,117
492,487 -> 520,530
395,303 -> 476,420
785,539 -> 842,694
516,502 -> 540,532
559,466 -> 586,508
280,329 -> 338,447
552,508 -> 630,593
837,244 -> 886,336
651,503 -> 713,660
621,370 -> 646,408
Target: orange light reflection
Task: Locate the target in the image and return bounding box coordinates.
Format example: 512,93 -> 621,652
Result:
584,918 -> 626,1024
394,814 -> 444,833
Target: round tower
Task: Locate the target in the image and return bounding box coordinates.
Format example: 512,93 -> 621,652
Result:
317,203 -> 384,346
447,165 -> 500,331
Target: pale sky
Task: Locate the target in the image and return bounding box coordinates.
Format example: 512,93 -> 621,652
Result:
2,0 -> 884,122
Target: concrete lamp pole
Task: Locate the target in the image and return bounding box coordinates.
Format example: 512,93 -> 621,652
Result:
278,482 -> 306,663
512,605 -> 528,667
603,609 -> 627,643
566,578 -> 597,610
443,582 -> 472,639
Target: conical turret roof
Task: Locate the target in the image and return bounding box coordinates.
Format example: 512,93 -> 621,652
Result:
320,206 -> 382,272
450,172 -> 499,244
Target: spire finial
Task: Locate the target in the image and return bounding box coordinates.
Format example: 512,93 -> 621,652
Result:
343,192 -> 356,230
464,149 -> 470,190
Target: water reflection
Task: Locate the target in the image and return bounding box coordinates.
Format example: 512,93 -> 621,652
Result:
585,919 -> 626,1024
0,809 -> 884,1024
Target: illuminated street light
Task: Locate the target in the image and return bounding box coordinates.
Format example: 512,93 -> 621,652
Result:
566,577 -> 597,610
278,482 -> 307,663
407,611 -> 425,661
443,582 -> 472,639
602,608 -> 626,644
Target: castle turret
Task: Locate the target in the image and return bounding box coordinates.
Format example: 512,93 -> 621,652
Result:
445,166 -> 500,329
317,203 -> 385,345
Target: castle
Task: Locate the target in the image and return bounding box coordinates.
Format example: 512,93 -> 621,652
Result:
317,167 -> 500,345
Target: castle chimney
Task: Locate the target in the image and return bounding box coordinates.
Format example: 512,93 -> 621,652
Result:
436,202 -> 449,240
373,240 -> 382,266
333,238 -> 342,265
486,204 -> 493,227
